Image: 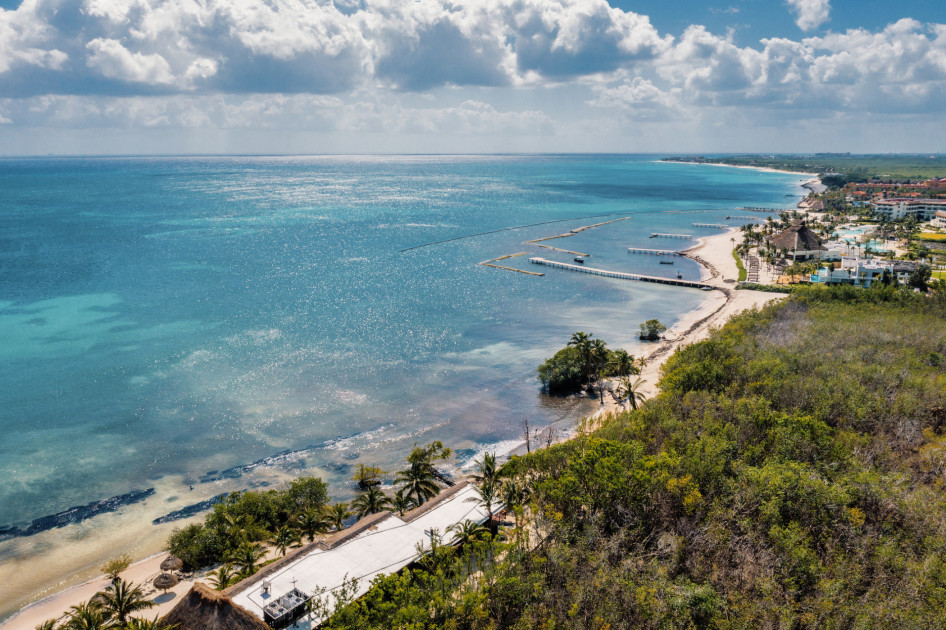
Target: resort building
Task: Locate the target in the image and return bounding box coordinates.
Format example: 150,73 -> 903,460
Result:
932,210 -> 946,228
768,222 -> 826,260
222,481 -> 491,628
872,198 -> 946,221
810,259 -> 922,288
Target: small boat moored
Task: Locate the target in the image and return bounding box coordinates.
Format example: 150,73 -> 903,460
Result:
659,260 -> 674,265
574,256 -> 585,264
676,271 -> 683,279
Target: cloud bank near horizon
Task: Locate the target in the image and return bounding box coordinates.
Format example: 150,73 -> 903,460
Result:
0,0 -> 943,153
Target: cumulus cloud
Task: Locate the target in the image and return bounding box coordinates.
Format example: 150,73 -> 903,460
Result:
86,38 -> 175,84
786,0 -> 830,32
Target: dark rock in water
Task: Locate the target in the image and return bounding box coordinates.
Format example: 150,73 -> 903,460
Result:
152,494 -> 227,525
0,488 -> 156,541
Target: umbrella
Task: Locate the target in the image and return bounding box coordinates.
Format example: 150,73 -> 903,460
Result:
160,555 -> 184,572
153,572 -> 179,592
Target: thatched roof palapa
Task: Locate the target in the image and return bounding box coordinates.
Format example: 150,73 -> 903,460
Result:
769,222 -> 825,252
160,555 -> 184,572
161,583 -> 269,630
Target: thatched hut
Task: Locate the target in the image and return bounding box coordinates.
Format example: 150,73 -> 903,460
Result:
160,555 -> 184,572
768,222 -> 826,260
161,583 -> 269,630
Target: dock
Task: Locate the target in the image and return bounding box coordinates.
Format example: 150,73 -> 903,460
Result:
649,233 -> 692,239
627,247 -> 683,256
529,257 -> 714,290
725,215 -> 760,221
692,223 -> 729,228
536,243 -> 588,256
524,217 -> 630,244
737,207 -> 787,213
478,253 -> 545,276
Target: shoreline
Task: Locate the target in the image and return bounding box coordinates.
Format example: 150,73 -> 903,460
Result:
657,159 -> 819,178
1,230 -> 784,630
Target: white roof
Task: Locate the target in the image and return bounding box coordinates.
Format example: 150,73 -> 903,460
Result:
231,483 -> 490,622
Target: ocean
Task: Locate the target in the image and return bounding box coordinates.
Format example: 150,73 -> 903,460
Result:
0,155 -> 807,621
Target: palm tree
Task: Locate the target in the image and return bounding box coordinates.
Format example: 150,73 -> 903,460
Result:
390,488 -> 415,516
127,619 -> 177,630
269,525 -> 301,557
607,349 -> 637,377
227,541 -> 266,577
35,621 -> 59,630
62,602 -> 114,630
471,452 -> 499,489
352,486 -> 392,517
568,331 -> 594,382
351,464 -> 385,491
98,579 -> 154,626
396,465 -> 440,506
447,519 -> 490,546
327,502 -> 352,531
207,564 -> 236,590
466,479 -> 500,529
617,377 -> 647,410
296,507 -> 329,543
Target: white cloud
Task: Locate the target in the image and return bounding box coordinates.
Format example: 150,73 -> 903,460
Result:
86,38 -> 175,84
0,5 -> 67,74
786,0 -> 830,32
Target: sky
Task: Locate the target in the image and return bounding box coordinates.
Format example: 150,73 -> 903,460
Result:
0,0 -> 943,155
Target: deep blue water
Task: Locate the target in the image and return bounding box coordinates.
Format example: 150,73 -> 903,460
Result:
0,155 -> 804,536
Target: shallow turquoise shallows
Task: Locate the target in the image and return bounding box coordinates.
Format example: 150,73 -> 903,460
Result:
0,155 -> 804,536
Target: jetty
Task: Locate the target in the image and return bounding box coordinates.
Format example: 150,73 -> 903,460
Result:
725,215 -> 760,221
692,223 -> 728,229
536,243 -> 588,256
529,257 -> 714,290
627,247 -> 683,256
649,233 -> 692,240
524,217 -> 630,244
478,252 -> 544,276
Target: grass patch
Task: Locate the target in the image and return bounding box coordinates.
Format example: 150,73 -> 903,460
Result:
917,232 -> 946,242
733,249 -> 747,281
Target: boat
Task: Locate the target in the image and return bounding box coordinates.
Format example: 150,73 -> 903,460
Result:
574,256 -> 585,263
659,260 -> 674,265
676,271 -> 683,279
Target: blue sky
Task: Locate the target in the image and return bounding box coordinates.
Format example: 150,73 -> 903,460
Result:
0,0 -> 943,155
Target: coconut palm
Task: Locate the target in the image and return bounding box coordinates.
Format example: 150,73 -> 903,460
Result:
62,602 -> 114,630
447,519 -> 490,546
126,618 -> 176,630
471,452 -> 499,489
351,464 -> 385,491
207,564 -> 236,590
352,486 -> 392,517
390,488 -> 415,516
269,525 -> 301,557
327,502 -> 352,531
607,349 -> 637,377
227,541 -> 266,577
617,377 -> 647,410
466,478 -> 500,528
35,621 -> 59,630
98,579 -> 154,626
296,507 -> 329,543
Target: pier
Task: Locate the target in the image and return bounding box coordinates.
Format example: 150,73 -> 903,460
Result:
692,223 -> 729,229
529,258 -> 714,290
725,215 -> 760,221
737,207 -> 788,213
649,233 -> 692,240
627,247 -> 683,256
478,252 -> 545,276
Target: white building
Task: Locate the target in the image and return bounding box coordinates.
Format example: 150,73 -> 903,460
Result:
811,258 -> 922,288
932,210 -> 946,229
872,198 -> 946,221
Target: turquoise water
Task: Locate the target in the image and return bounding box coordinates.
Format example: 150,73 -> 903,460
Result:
0,156 -> 805,614
834,225 -> 889,252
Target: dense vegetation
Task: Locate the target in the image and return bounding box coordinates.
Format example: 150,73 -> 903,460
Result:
537,331 -> 642,394
663,154 -> 946,181
321,285 -> 946,628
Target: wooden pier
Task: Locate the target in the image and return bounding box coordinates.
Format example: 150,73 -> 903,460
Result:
627,247 -> 683,256
537,243 -> 588,256
524,217 -> 630,244
725,215 -> 760,221
649,233 -> 692,239
529,257 -> 714,290
737,207 -> 787,213
479,253 -> 545,276
692,223 -> 729,228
